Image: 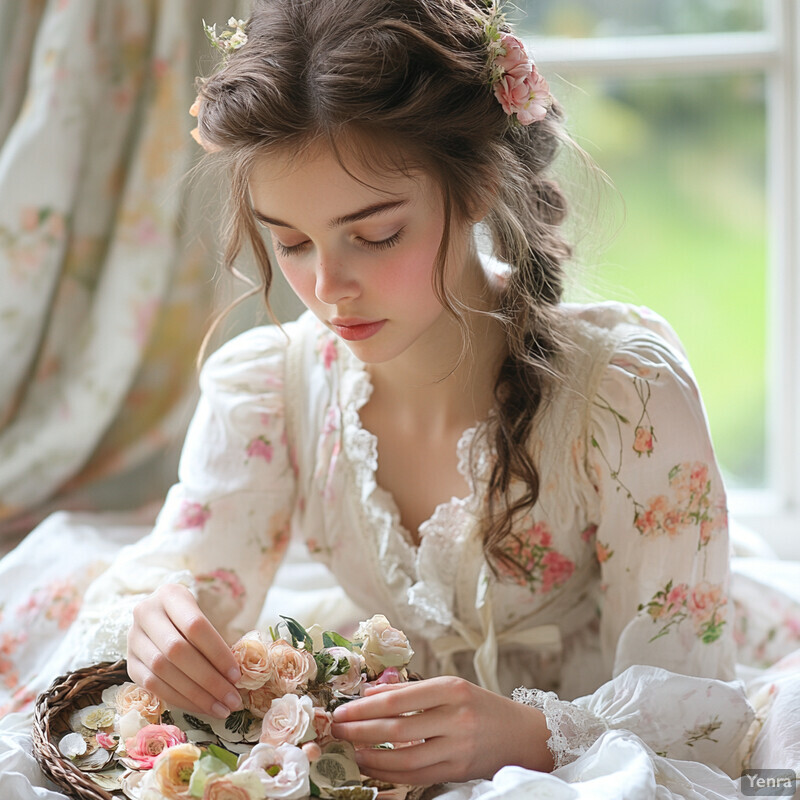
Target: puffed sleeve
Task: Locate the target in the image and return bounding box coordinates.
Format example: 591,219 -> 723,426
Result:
514,308 -> 752,773
68,325 -> 297,666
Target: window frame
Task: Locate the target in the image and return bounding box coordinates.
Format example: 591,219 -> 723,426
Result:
529,0 -> 800,557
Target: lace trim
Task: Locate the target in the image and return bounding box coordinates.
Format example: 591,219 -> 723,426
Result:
512,686 -> 610,769
71,600 -> 137,668
336,342 -> 490,633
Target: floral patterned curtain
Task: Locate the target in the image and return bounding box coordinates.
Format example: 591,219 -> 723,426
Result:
0,0 -> 253,541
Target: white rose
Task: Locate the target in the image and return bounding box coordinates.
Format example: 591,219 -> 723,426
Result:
354,615 -> 414,675
324,647 -> 366,694
260,694 -> 316,747
239,742 -> 310,800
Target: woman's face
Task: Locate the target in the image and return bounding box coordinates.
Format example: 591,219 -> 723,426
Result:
248,144 -> 476,366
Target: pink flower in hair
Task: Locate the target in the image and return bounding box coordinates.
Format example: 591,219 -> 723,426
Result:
495,33 -> 529,79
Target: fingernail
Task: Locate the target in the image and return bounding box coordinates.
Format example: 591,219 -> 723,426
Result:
212,702 -> 230,719
225,692 -> 243,711
228,668 -> 241,683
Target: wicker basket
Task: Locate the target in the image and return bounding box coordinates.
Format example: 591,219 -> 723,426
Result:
32,659 -> 128,800
32,661 -> 443,800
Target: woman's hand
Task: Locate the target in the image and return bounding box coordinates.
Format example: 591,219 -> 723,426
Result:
330,676 -> 554,785
127,583 -> 243,719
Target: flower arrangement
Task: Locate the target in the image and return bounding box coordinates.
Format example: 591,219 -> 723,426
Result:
54,614 -> 419,800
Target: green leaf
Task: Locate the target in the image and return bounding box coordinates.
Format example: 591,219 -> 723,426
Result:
309,778 -> 322,797
280,615 -> 314,652
322,630 -> 354,651
314,651 -> 335,680
207,744 -> 239,771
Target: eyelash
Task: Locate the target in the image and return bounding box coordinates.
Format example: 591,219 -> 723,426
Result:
272,228 -> 405,258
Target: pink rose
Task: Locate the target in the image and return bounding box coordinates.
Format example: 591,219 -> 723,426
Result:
124,724 -> 187,769
246,436 -> 274,463
516,69 -> 550,125
266,639 -> 318,694
495,33 -> 529,78
633,425 -> 654,456
175,501 -> 211,530
311,707 -> 335,746
493,71 -> 530,117
96,732 -> 117,750
688,582 -> 725,626
665,583 -> 689,611
324,647 -> 365,694
260,694 -> 315,747
539,550 -> 575,593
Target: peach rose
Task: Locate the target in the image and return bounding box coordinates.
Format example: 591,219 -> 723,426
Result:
324,647 -> 365,694
266,639 -> 318,694
688,582 -> 725,626
104,682 -> 163,723
203,773 -> 265,800
260,694 -> 315,747
124,724 -> 187,770
231,631 -> 273,691
244,682 -> 282,718
151,742 -> 201,799
354,615 -> 414,676
633,425 -> 654,456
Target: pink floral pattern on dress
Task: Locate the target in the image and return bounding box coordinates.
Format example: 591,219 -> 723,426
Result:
317,335 -> 338,371
16,580 -> 81,630
639,579 -> 727,644
174,501 -> 211,530
498,520 -> 576,594
246,435 -> 274,463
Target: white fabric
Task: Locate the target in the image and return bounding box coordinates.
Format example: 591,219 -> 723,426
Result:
1,302 -> 800,799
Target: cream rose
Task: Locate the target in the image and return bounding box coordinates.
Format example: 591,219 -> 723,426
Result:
354,615 -> 414,675
239,742 -> 310,800
104,682 -> 164,724
260,694 -> 315,747
231,631 -> 274,690
151,742 -> 201,799
324,646 -> 365,694
266,639 -> 318,694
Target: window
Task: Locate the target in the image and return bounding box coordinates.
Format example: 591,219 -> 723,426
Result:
518,0 -> 800,555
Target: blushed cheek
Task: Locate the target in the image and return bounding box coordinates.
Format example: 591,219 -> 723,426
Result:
279,264 -> 316,306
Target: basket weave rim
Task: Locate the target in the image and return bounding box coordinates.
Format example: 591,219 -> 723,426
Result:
32,659 -> 128,800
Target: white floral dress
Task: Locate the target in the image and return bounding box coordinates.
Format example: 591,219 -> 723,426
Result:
1,302 -> 800,800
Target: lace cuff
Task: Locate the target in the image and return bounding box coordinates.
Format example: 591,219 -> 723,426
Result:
512,686 -> 610,769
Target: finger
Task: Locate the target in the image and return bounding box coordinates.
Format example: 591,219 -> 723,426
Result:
161,588 -> 241,683
331,705 -> 444,746
126,651 -> 231,719
134,615 -> 243,716
355,737 -> 447,772
354,739 -> 454,786
333,681 -> 441,722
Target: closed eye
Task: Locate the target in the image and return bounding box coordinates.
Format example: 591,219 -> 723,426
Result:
272,228 -> 405,258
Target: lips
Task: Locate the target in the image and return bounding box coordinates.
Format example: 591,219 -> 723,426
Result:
329,318 -> 387,342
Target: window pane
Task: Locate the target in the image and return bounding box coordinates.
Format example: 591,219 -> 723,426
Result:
556,73 -> 768,487
515,0 -> 765,37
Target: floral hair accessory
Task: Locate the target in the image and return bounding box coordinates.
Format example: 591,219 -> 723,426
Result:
482,7 -> 551,125
203,16 -> 248,57
190,17 -> 249,152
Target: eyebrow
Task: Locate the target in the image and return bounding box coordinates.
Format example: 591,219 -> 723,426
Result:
252,199 -> 409,230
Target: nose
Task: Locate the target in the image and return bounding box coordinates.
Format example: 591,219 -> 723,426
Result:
314,251 -> 360,305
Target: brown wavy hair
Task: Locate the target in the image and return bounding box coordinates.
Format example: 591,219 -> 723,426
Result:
196,0 -> 574,579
